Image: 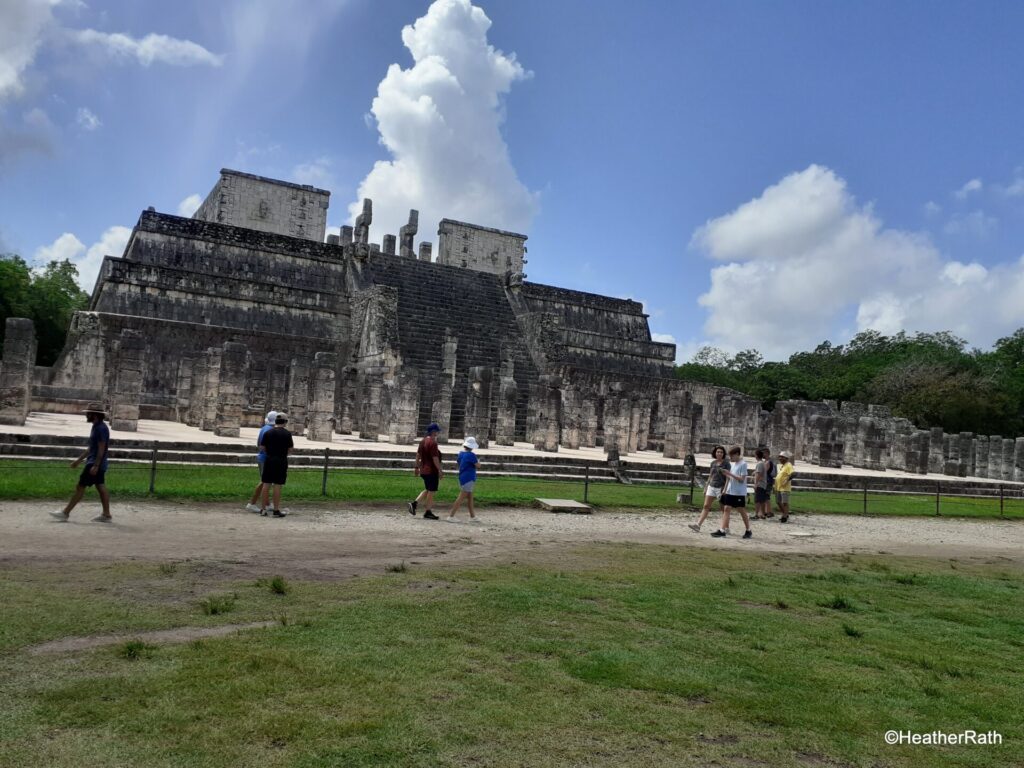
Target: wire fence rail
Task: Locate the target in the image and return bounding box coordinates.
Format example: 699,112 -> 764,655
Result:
1,456 -> 1023,519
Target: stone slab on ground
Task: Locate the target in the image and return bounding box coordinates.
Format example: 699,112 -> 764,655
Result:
535,498 -> 593,514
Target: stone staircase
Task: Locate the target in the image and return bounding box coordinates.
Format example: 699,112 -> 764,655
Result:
366,254 -> 540,439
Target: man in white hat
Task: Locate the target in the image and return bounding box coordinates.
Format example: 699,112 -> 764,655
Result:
774,451 -> 795,523
245,410 -> 278,513
50,403 -> 113,523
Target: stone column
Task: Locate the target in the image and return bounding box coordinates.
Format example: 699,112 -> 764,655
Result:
200,347 -> 222,431
110,329 -> 145,432
958,432 -> 974,478
531,375 -> 561,452
1015,437 -> 1024,483
358,368 -> 384,441
212,342 -> 248,437
975,436 -> 989,478
307,352 -> 337,442
337,365 -> 357,434
174,357 -> 193,423
987,436 -> 1002,479
418,242 -> 433,262
287,358 -> 311,437
928,427 -> 945,474
430,332 -> 457,440
187,357 -> 207,427
906,430 -> 931,474
463,366 -> 493,447
382,234 -> 396,255
388,368 -> 420,445
602,390 -> 630,455
1002,438 -> 1015,482
580,396 -> 598,448
560,384 -> 582,450
662,390 -> 690,459
495,369 -> 518,447
0,317 -> 37,425
636,400 -> 653,453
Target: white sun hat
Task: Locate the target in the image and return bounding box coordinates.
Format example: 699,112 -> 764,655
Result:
462,436 -> 479,450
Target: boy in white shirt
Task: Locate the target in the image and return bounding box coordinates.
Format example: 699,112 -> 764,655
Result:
711,445 -> 752,539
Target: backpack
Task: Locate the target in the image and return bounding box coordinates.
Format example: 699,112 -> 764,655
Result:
765,459 -> 777,490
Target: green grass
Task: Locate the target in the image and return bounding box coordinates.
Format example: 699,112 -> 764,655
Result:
2,459 -> 1023,518
1,547 -> 1022,767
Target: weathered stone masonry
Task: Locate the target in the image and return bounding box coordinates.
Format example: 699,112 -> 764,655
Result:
9,167 -> 1020,476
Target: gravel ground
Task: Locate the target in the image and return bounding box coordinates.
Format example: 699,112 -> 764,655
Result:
3,500 -> 1022,580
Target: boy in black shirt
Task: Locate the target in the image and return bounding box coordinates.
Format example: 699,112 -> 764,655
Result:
259,414 -> 294,518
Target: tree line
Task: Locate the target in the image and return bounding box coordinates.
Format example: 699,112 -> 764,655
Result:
0,255 -> 90,367
675,329 -> 1024,437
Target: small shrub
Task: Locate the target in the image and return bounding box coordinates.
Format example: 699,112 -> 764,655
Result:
775,599 -> 789,610
819,595 -> 855,612
386,561 -> 408,573
200,593 -> 237,616
752,641 -> 768,652
725,576 -> 737,588
119,639 -> 154,660
893,573 -> 919,585
842,623 -> 863,638
269,575 -> 290,595
158,562 -> 178,576
278,614 -> 289,626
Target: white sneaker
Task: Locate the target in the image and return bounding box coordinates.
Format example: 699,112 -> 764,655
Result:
91,515 -> 112,523
469,518 -> 482,523
687,523 -> 701,533
445,517 -> 458,523
260,508 -> 269,516
245,503 -> 261,513
50,510 -> 69,522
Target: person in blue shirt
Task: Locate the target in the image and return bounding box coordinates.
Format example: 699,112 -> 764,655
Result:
446,436 -> 480,522
50,403 -> 113,523
245,410 -> 278,513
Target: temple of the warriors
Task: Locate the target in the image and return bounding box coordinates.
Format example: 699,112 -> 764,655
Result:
2,168 -> 1023,481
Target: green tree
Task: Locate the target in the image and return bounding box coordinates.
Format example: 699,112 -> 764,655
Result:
0,255 -> 89,366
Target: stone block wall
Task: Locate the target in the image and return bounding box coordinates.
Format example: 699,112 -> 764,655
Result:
437,219 -> 526,277
193,169 -> 329,242
0,318 -> 37,425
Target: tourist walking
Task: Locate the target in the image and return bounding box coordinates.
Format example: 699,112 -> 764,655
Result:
762,447 -> 777,518
711,445 -> 752,538
775,450 -> 795,523
245,410 -> 277,513
50,403 -> 113,523
259,414 -> 293,518
447,436 -> 480,522
753,448 -> 770,519
409,422 -> 443,520
688,445 -> 729,533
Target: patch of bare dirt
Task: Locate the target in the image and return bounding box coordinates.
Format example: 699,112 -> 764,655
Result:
28,621 -> 276,654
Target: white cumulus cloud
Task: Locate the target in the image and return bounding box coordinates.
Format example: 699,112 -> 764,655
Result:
0,0 -> 57,103
349,0 -> 538,245
34,225 -> 131,289
176,193 -> 202,217
690,165 -> 1024,359
75,105 -> 100,130
291,157 -> 335,191
70,29 -> 224,67
954,178 -> 983,199
944,209 -> 997,238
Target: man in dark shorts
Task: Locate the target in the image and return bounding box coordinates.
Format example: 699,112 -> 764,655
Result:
50,403 -> 113,523
260,414 -> 294,518
408,422 -> 443,520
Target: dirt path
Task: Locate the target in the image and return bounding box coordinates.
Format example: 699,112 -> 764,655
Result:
3,501 -> 1022,578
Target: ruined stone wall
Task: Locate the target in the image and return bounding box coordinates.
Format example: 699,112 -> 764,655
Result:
437,219 -> 526,276
193,169 -> 329,242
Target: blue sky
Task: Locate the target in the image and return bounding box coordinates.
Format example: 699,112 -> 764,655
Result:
2,0 -> 1023,360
